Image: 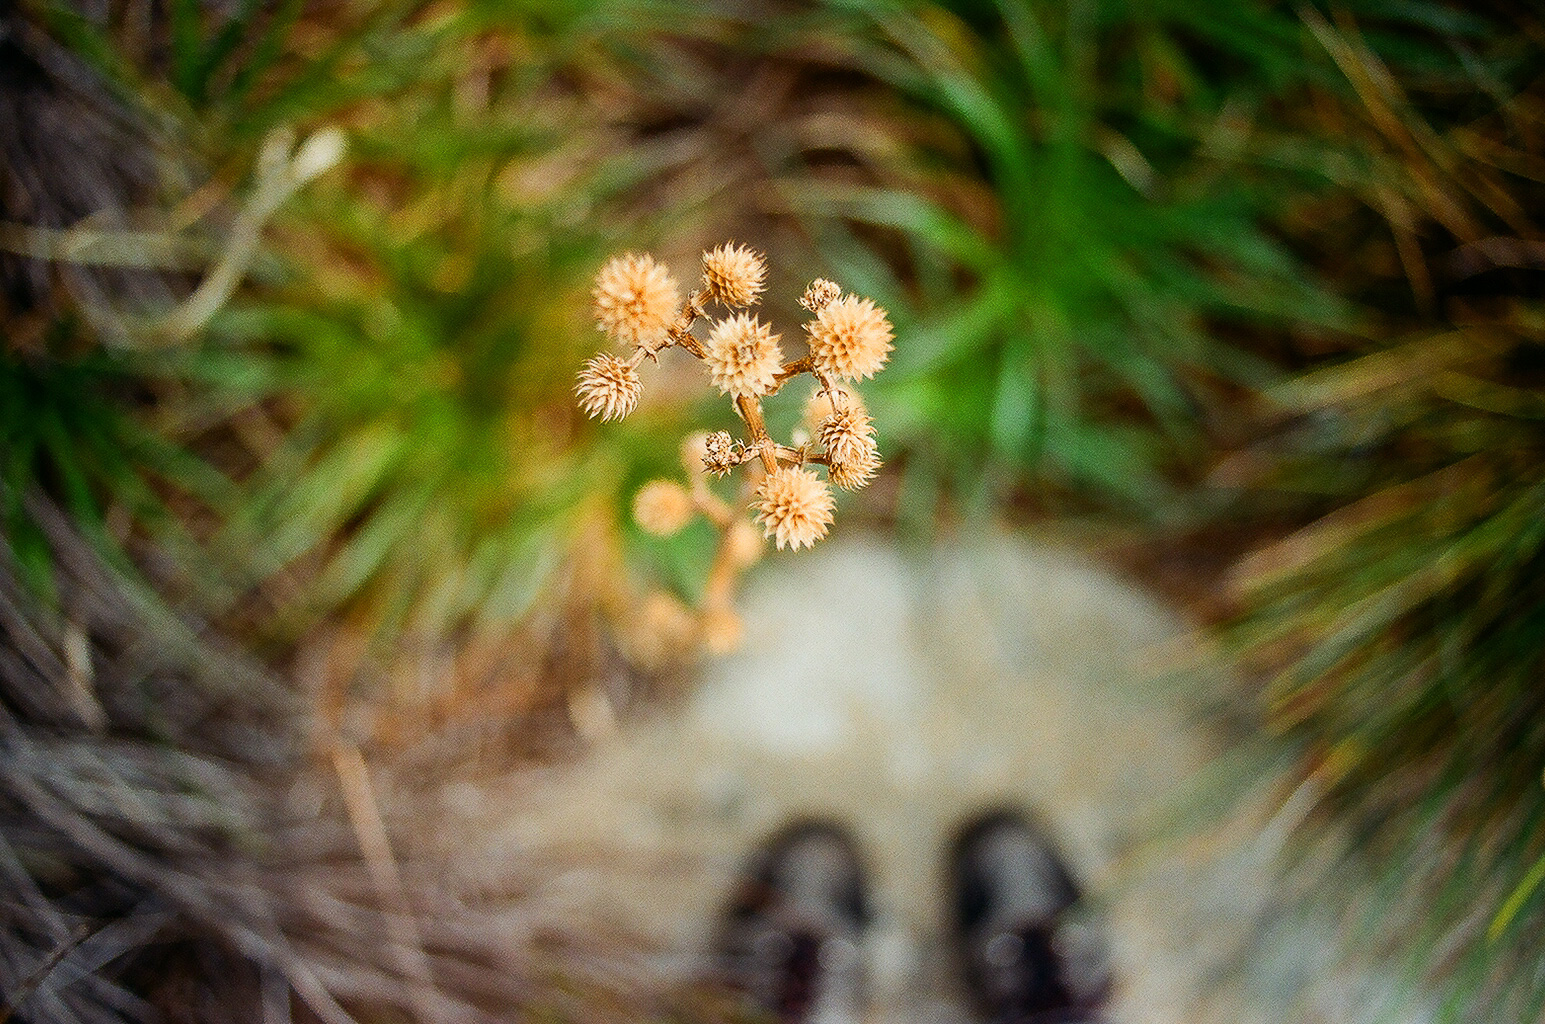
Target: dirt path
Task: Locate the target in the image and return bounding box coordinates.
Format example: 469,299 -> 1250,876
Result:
441,533 -> 1398,1023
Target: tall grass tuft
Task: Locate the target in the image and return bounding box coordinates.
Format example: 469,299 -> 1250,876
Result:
1221,5 -> 1545,1017
783,0 -> 1343,515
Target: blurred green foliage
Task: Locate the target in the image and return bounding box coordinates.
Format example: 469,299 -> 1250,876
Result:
1233,317 -> 1545,1021
801,0 -> 1347,514
0,323 -> 233,601
5,0 -> 703,666
1216,8 -> 1545,1015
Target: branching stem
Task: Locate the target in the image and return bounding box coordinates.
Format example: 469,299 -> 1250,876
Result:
667,290 -> 708,358
735,395 -> 780,473
769,356 -> 813,394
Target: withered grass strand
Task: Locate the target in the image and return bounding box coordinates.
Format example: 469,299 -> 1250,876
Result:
575,245 -> 893,653
0,496 -> 632,1024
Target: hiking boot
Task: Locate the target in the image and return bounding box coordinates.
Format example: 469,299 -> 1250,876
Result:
947,809 -> 1111,1023
711,821 -> 871,1024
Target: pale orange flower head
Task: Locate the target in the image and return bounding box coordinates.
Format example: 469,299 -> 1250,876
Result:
701,243 -> 767,308
827,445 -> 880,491
699,605 -> 744,655
575,353 -> 642,421
820,405 -> 879,491
805,294 -> 894,382
628,591 -> 698,670
701,430 -> 741,476
633,480 -> 694,536
592,252 -> 680,348
754,466 -> 834,551
803,384 -> 865,434
799,278 -> 843,314
680,431 -> 712,476
725,519 -> 764,569
705,313 -> 783,398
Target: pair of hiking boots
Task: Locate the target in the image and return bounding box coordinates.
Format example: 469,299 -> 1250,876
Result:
712,810 -> 1111,1024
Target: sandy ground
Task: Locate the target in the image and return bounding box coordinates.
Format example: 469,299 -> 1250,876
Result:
431,532 -> 1408,1024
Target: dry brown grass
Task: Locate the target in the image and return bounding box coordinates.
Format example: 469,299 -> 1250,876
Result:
0,494 -> 737,1024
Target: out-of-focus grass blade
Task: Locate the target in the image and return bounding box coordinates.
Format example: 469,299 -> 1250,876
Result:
192,0 -> 265,103
477,528 -> 564,625
814,187 -> 997,272
167,0 -> 205,101
225,0 -> 305,117
312,488 -> 431,612
1267,330 -> 1485,412
888,271 -> 1016,376
244,423 -> 404,576
988,336 -> 1039,461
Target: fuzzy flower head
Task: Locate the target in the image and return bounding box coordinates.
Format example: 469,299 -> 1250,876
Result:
629,591 -> 698,670
820,403 -> 880,490
706,313 -> 783,398
804,384 -> 865,434
633,480 -> 694,536
575,353 -> 642,421
592,252 -> 680,348
701,243 -> 767,308
805,294 -> 894,382
679,431 -> 713,476
820,405 -> 877,468
799,278 -> 843,314
725,519 -> 764,569
700,606 -> 744,655
754,466 -> 834,551
701,430 -> 741,476
827,443 -> 880,491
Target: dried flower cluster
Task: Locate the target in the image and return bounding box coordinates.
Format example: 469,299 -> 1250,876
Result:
575,244 -> 894,656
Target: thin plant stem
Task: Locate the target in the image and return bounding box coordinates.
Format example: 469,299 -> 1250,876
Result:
735,395 -> 780,473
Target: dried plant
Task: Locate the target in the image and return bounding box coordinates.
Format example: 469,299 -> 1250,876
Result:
576,245 -> 893,655
0,494 -> 684,1024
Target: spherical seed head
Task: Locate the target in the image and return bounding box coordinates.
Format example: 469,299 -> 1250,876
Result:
680,431 -> 712,476
803,384 -> 865,434
700,606 -> 744,655
592,252 -> 680,348
821,401 -> 880,490
819,406 -> 877,470
828,445 -> 880,491
806,294 -> 894,382
799,278 -> 843,314
754,466 -> 834,551
629,591 -> 697,670
706,313 -> 783,398
633,480 -> 694,536
725,519 -> 764,569
701,243 -> 767,308
575,353 -> 642,421
702,430 -> 740,476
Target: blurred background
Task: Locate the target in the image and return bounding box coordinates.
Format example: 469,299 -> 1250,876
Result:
1,0 -> 1542,1021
